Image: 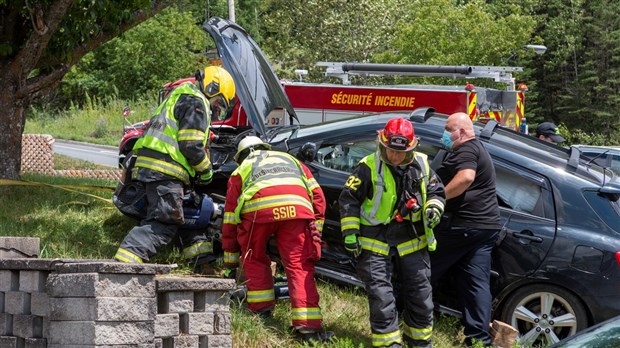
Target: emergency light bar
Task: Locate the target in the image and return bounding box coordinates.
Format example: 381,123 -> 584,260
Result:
317,61 -> 523,88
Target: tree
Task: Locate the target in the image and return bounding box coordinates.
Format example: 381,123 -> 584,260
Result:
258,0 -> 405,82
0,0 -> 173,180
382,0 -> 535,86
62,7 -> 209,102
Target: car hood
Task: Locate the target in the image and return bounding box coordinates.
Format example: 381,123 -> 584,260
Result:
202,17 -> 298,137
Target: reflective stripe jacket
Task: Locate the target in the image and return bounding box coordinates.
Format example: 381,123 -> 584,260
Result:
222,150 -> 326,264
339,151 -> 445,253
132,82 -> 212,184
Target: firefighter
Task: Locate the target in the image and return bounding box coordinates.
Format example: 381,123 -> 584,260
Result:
221,136 -> 334,344
114,66 -> 236,272
339,117 -> 446,348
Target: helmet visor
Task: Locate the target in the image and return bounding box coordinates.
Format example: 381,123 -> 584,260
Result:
377,136 -> 417,166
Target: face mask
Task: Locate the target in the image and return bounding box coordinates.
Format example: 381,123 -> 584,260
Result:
441,130 -> 454,150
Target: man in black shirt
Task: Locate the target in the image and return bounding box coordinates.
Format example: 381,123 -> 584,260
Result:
432,112 -> 501,347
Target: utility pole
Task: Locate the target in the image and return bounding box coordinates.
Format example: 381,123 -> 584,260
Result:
229,0 -> 235,22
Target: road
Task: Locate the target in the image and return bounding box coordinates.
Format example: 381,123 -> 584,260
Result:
53,140 -> 119,168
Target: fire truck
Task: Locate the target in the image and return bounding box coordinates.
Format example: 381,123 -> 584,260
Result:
283,62 -> 528,130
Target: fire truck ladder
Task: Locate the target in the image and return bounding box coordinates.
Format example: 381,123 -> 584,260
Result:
317,62 -> 523,90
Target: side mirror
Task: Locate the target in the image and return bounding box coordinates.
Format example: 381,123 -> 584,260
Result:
298,142 -> 318,162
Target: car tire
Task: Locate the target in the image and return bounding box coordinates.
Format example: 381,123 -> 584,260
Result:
500,284 -> 588,347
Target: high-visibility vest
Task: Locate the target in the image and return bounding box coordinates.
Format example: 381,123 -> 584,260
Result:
230,150 -> 314,223
133,83 -> 209,184
359,152 -> 437,252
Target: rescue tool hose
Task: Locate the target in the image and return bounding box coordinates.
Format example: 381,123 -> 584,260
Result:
341,63 -> 473,75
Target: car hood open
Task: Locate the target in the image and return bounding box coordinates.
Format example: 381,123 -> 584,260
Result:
202,17 -> 298,137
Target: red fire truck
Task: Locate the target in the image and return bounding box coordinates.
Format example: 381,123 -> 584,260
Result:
282,62 -> 527,130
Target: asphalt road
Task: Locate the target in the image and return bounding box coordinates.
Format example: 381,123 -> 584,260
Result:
53,139 -> 119,168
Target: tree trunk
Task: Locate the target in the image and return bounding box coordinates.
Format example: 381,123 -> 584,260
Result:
0,72 -> 26,180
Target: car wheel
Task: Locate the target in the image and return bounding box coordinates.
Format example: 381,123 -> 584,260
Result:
500,284 -> 588,347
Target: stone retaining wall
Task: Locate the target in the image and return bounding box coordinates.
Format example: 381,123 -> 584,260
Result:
0,238 -> 234,348
21,134 -> 121,181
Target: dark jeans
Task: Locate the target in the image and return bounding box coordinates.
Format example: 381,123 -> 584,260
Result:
430,227 -> 499,346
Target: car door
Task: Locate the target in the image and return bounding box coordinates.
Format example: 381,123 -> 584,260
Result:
492,160 -> 557,286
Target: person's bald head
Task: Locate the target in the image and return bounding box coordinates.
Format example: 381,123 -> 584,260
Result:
446,112 -> 474,132
444,112 -> 475,150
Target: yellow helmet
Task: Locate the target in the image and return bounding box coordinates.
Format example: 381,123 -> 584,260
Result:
195,66 -> 236,118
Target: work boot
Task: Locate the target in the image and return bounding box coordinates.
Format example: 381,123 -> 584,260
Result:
294,327 -> 335,344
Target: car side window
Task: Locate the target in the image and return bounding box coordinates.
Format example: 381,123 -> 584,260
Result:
317,141 -> 376,172
494,164 -> 552,219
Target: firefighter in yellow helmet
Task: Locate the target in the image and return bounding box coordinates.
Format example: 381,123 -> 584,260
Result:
114,66 -> 235,273
339,117 -> 445,347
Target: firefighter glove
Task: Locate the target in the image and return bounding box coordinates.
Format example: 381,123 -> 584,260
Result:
223,267 -> 237,279
308,221 -> 322,243
344,232 -> 361,258
425,204 -> 442,228
196,171 -> 213,186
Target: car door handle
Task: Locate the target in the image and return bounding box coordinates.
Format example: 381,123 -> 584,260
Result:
511,231 -> 544,243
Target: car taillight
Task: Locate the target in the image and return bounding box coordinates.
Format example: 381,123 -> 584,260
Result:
616,251 -> 620,266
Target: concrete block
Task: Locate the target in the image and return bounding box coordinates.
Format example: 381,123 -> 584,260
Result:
214,312 -> 231,335
169,335 -> 199,348
0,336 -> 18,348
156,277 -> 235,292
50,297 -> 156,321
154,313 -> 179,338
193,291 -> 230,312
158,291 -> 193,313
12,314 -> 43,338
0,270 -> 19,291
0,237 -> 40,258
5,291 -> 31,315
24,337 -> 46,348
48,345 -> 154,348
19,270 -> 48,292
154,337 -> 163,348
204,335 -> 232,348
179,312 -> 213,335
47,273 -> 155,298
47,321 -> 154,345
29,292 -> 49,317
0,313 -> 13,335
48,345 -> 155,348
53,261 -> 172,275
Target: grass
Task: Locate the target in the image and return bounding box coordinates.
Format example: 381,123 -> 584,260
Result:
25,96 -> 155,147
54,154 -> 116,170
3,158 -> 482,347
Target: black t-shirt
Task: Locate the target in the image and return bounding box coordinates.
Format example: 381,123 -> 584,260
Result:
436,139 -> 500,229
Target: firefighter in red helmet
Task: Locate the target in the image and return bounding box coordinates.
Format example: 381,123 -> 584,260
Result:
339,117 -> 446,347
221,136 -> 334,344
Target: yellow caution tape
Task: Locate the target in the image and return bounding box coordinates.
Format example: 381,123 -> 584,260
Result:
0,179 -> 113,204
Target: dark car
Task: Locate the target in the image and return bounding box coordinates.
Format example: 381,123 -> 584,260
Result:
118,17 -> 620,347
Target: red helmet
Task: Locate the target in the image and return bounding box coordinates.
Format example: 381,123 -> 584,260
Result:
379,118 -> 417,151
